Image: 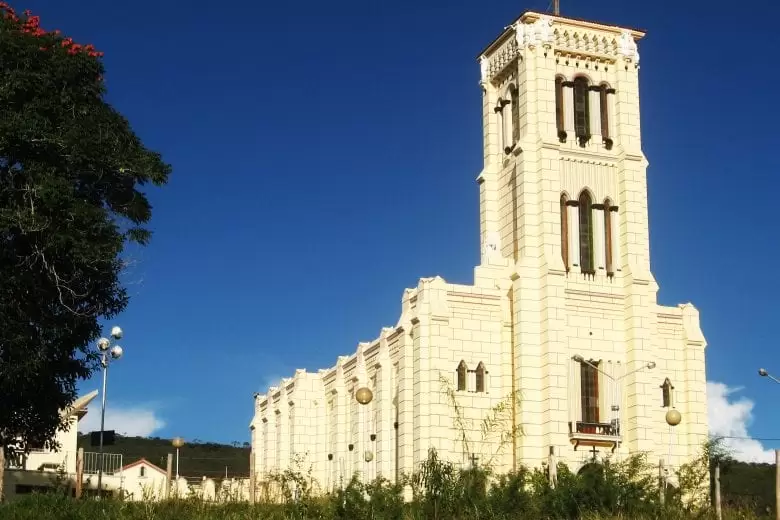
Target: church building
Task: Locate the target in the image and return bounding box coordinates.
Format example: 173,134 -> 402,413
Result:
250,9 -> 708,490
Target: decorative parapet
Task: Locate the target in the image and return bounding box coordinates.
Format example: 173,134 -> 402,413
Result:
479,12 -> 643,85
679,302 -> 706,348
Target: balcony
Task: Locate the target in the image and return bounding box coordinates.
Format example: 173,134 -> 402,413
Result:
568,420 -> 621,452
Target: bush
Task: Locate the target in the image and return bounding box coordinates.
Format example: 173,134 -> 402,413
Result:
0,447 -> 772,519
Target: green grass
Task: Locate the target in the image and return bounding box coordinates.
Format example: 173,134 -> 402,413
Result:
0,493 -> 767,520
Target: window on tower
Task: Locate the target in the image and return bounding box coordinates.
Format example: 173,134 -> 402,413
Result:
578,191 -> 594,274
573,76 -> 590,146
510,85 -> 520,145
603,198 -> 613,275
555,76 -> 566,142
494,98 -> 512,154
599,83 -> 613,149
560,193 -> 569,271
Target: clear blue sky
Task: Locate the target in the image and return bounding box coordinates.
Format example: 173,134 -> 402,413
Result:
19,0 -> 780,450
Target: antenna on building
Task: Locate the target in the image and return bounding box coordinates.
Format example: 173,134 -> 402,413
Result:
553,0 -> 560,15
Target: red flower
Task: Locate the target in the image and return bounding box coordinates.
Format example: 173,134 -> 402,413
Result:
39,46 -> 47,51
23,9 -> 31,16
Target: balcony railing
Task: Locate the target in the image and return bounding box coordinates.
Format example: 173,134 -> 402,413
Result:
568,420 -> 621,452
4,450 -> 122,475
82,452 -> 123,475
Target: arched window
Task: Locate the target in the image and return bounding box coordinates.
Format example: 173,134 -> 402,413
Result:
510,85 -> 520,144
603,198 -> 613,275
661,378 -> 674,408
475,362 -> 486,393
457,361 -> 468,391
555,76 -> 566,142
599,83 -> 612,148
578,191 -> 594,273
573,76 -> 590,146
495,98 -> 511,154
560,193 -> 569,271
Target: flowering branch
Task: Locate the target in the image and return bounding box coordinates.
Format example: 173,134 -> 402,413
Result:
0,2 -> 104,57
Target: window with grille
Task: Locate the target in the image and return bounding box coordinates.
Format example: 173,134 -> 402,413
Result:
560,194 -> 569,270
578,191 -> 594,273
604,199 -> 613,275
573,77 -> 590,145
580,361 -> 600,424
599,85 -> 610,140
555,76 -> 566,142
511,86 -> 520,144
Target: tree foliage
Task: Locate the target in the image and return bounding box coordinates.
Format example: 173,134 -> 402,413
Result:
0,2 -> 170,452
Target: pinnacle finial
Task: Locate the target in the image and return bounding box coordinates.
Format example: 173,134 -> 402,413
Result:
553,0 -> 560,15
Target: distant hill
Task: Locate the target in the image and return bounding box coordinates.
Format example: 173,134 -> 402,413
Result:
77,434 -> 250,480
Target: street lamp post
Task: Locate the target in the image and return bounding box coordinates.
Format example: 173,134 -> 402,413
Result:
571,355 -> 656,439
172,437 -> 185,479
96,326 -> 124,497
759,368 -> 780,385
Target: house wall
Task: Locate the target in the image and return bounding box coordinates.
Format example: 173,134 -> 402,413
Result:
119,463 -> 168,501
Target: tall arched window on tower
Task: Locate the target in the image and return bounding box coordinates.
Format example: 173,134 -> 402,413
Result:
495,98 -> 511,154
603,198 -> 613,275
560,193 -> 569,271
510,85 -> 520,144
457,360 -> 468,391
475,362 -> 486,393
573,77 -> 590,146
555,76 -> 566,142
579,191 -> 594,274
599,83 -> 612,149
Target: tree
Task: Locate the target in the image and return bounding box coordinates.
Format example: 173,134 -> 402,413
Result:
0,2 -> 170,498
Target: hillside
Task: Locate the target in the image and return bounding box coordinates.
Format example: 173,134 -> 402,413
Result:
77,435 -> 250,480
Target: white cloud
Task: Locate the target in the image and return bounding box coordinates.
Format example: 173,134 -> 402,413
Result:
707,381 -> 774,463
78,403 -> 165,438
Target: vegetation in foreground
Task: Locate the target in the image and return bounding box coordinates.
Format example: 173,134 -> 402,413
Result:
0,445 -> 774,519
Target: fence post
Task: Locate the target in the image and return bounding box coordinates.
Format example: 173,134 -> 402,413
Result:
249,451 -> 256,504
714,461 -> 722,520
775,449 -> 779,520
658,459 -> 665,506
166,453 -> 173,499
75,448 -> 84,499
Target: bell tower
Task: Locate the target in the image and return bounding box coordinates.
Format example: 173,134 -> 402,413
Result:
476,11 -> 648,281
473,11 -> 706,469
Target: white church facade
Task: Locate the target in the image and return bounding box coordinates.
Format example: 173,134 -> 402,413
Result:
250,10 -> 708,490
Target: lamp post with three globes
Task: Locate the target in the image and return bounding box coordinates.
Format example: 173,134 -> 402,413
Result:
96,326 -> 124,496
